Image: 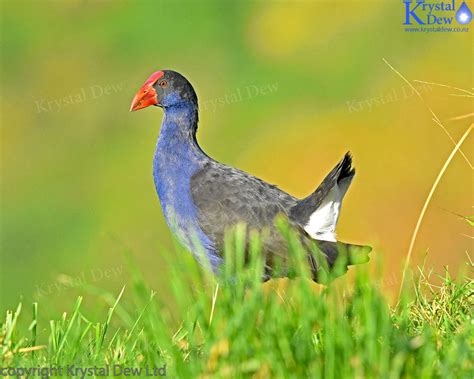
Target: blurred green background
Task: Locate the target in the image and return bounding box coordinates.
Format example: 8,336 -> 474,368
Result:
1,0 -> 472,313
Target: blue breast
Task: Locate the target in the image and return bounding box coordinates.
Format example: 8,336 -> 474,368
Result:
152,106 -> 222,270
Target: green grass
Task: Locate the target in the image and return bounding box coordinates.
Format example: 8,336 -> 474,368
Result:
1,229 -> 473,378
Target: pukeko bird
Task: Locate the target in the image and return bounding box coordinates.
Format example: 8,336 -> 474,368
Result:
130,70 -> 371,282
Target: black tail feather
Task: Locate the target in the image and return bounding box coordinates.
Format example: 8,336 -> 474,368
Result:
289,152 -> 355,225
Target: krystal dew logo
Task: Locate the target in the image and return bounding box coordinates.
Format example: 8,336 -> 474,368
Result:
403,0 -> 472,32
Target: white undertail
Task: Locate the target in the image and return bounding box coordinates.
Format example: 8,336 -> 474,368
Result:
303,184 -> 343,242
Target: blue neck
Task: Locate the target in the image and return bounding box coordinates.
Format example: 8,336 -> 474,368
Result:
153,103 -> 205,189
152,102 -> 221,268
161,103 -> 199,145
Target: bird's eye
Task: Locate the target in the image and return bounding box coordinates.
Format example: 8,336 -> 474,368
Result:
159,80 -> 168,88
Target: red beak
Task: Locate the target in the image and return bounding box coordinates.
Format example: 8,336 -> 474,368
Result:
130,71 -> 165,112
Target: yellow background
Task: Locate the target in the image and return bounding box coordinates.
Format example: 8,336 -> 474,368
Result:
1,0 -> 472,312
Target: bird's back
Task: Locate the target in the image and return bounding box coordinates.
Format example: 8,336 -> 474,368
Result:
191,160 -> 298,245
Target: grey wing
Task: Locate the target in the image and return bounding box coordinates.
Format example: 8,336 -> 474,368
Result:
190,162 -> 297,255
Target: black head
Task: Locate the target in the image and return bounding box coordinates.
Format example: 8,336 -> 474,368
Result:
130,70 -> 198,111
